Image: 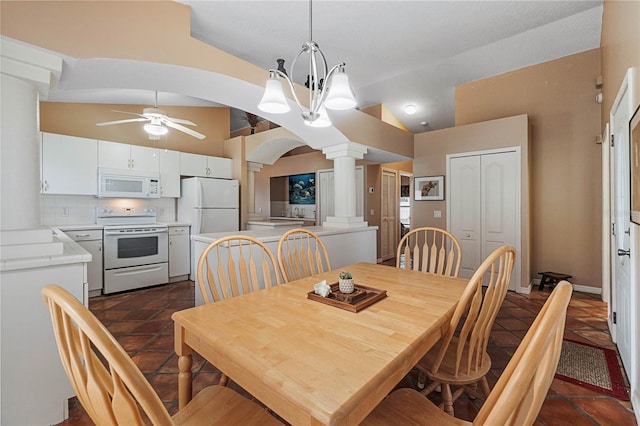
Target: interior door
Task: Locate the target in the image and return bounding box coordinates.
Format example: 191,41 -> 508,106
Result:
380,169 -> 397,261
610,84 -> 632,372
482,151 -> 519,289
449,155 -> 482,278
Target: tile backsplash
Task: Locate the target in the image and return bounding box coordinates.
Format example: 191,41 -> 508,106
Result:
40,195 -> 176,226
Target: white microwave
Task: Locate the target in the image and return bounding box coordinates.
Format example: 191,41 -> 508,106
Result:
98,168 -> 160,198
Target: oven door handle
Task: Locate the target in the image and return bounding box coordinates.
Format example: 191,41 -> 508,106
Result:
104,229 -> 168,236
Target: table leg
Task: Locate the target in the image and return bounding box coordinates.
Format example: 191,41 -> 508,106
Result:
538,275 -> 548,291
178,354 -> 193,409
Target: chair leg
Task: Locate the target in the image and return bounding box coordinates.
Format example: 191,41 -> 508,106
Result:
417,371 -> 427,389
480,376 -> 491,397
467,381 -> 478,400
442,383 -> 454,416
219,373 -> 229,386
420,380 -> 441,396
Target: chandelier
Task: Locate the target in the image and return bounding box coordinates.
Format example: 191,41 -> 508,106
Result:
257,0 -> 357,127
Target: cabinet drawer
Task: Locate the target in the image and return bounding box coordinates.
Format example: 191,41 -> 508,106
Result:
65,229 -> 103,241
169,226 -> 190,236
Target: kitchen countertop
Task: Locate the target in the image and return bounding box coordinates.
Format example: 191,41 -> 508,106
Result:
0,228 -> 92,272
56,224 -> 104,231
247,219 -> 304,226
192,225 -> 378,245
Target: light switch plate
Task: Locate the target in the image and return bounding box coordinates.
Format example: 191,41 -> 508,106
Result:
434,210 -> 442,218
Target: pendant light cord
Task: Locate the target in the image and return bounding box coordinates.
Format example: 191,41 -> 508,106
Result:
309,0 -> 313,41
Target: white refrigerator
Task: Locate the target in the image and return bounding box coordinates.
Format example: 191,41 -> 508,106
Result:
178,177 -> 240,234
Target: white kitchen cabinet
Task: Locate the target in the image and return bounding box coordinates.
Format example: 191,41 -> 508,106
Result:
65,229 -> 103,297
159,149 -> 180,197
169,225 -> 190,281
41,132 -> 98,195
180,152 -> 232,178
98,140 -> 159,172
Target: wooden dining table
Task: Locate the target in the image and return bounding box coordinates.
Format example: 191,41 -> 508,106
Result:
172,262 -> 467,426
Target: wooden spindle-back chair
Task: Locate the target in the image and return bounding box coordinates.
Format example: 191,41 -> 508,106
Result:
396,227 -> 462,277
196,235 -> 281,304
362,281 -> 572,426
276,228 -> 332,282
416,245 -> 516,416
41,284 -> 282,426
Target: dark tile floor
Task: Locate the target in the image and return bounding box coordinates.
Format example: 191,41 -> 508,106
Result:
57,270 -> 636,425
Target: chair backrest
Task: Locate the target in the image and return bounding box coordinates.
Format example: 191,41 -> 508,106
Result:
474,281 -> 573,425
396,227 -> 462,277
196,235 -> 281,304
429,245 -> 516,377
277,228 -> 332,282
41,285 -> 172,426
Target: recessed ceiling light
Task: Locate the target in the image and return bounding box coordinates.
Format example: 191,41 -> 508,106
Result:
404,104 -> 417,115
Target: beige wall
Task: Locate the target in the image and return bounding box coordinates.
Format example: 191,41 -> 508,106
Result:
413,115 -> 530,289
40,102 -> 230,156
600,0 -> 640,127
455,50 -> 601,289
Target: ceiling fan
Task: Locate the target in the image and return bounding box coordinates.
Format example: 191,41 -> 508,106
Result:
96,91 -> 206,140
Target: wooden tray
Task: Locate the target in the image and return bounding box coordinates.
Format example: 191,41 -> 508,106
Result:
307,283 -> 387,312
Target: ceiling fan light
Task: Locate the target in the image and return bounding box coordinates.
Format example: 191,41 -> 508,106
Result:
303,104 -> 332,128
258,75 -> 291,114
144,123 -> 168,136
325,71 -> 357,110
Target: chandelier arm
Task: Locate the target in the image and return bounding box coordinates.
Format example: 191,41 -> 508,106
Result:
268,69 -> 306,116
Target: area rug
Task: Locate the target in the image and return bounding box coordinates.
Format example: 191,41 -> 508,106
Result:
555,339 -> 629,400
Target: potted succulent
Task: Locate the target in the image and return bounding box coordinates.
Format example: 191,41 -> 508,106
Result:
338,270 -> 354,294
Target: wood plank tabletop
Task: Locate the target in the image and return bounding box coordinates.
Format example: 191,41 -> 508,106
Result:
172,262 -> 467,426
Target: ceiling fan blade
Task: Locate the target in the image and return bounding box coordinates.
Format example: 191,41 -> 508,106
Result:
111,110 -> 147,118
96,117 -> 149,126
165,116 -> 197,126
164,120 -> 206,139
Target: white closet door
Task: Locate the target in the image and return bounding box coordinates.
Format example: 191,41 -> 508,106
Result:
450,156 -> 482,278
481,152 -> 518,261
449,149 -> 520,289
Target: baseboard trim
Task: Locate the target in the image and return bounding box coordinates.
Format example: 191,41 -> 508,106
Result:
517,282 -> 532,295
524,279 -> 602,295
633,389 -> 640,426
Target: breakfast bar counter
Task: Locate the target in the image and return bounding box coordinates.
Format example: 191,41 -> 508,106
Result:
190,225 -> 378,305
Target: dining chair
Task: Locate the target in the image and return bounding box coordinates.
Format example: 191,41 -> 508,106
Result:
415,244 -> 516,416
361,280 -> 572,426
196,235 -> 282,304
41,284 -> 282,426
396,227 -> 462,277
276,228 -> 332,282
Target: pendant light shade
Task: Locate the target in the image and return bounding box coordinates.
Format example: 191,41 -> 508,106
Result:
324,69 -> 357,110
144,121 -> 168,136
258,74 -> 291,114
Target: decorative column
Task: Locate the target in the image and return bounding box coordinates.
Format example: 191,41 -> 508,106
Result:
322,142 -> 368,228
1,39 -> 62,246
246,161 -> 264,221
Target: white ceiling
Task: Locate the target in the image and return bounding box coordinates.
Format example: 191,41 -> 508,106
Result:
46,0 -> 603,134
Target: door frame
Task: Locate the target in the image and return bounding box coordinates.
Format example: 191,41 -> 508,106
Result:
605,68 -> 638,413
446,146 -> 522,291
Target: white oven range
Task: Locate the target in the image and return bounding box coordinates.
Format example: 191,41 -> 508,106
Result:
97,207 -> 168,294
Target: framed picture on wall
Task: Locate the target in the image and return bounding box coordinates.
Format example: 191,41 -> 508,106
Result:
415,175 -> 444,201
289,173 -> 316,205
631,104 -> 640,225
